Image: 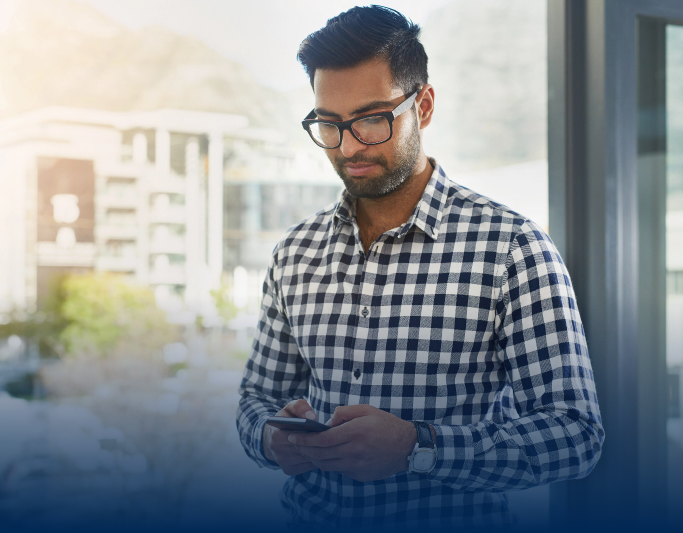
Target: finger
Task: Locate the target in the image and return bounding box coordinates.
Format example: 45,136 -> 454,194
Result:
287,426 -> 352,448
294,442 -> 355,462
283,399 -> 316,420
275,452 -> 315,466
309,457 -> 357,473
327,404 -> 373,427
282,461 -> 317,476
271,429 -> 309,450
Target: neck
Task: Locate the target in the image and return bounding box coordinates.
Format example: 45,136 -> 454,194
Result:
355,153 -> 433,236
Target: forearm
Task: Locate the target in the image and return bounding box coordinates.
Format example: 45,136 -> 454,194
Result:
236,247 -> 312,469
236,392 -> 284,469
425,407 -> 603,492
237,358 -> 312,469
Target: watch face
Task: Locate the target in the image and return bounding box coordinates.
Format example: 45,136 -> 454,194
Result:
413,449 -> 437,471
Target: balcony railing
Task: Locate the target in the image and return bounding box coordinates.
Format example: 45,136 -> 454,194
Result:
96,224 -> 138,241
149,265 -> 185,285
149,205 -> 185,224
97,192 -> 138,209
96,255 -> 137,272
149,236 -> 186,255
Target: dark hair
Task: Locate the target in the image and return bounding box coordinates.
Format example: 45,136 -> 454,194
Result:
297,5 -> 428,94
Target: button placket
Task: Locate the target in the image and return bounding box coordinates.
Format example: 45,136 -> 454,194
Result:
349,235 -> 373,401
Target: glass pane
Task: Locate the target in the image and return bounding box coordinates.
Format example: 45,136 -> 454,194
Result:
0,1 -> 548,530
666,23 -> 683,522
423,0 -> 549,232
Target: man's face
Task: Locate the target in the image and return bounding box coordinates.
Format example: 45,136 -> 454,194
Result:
313,59 -> 421,200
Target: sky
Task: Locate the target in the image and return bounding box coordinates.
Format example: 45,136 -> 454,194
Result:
0,0 -> 455,91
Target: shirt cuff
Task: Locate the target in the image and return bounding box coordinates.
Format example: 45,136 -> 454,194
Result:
425,423 -> 480,486
250,415 -> 282,470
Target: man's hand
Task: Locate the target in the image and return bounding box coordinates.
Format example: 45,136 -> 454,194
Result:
286,405 -> 417,482
263,399 -> 318,476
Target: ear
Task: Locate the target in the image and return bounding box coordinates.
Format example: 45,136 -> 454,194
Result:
415,84 -> 435,129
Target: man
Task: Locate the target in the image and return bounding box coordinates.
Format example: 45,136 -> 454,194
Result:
237,5 -> 603,529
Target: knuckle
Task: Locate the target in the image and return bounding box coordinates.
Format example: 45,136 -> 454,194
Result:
350,443 -> 364,457
299,445 -> 312,456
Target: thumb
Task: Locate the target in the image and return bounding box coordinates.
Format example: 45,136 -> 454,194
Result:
283,399 -> 317,420
327,404 -> 371,427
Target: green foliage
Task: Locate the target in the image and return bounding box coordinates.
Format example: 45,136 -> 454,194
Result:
0,310 -> 65,359
58,273 -> 174,357
210,279 -> 241,323
1,273 -> 176,359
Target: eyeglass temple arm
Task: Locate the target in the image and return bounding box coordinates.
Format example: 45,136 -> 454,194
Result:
392,90 -> 419,118
303,90 -> 418,125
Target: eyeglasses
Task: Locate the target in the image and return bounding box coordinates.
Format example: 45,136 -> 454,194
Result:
301,90 -> 419,149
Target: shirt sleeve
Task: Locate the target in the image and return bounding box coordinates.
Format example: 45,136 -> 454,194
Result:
235,245 -> 311,470
425,222 -> 604,491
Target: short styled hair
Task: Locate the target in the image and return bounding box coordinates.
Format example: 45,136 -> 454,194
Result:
297,5 -> 428,95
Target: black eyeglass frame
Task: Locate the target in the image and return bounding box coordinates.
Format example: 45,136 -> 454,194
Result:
301,90 -> 419,149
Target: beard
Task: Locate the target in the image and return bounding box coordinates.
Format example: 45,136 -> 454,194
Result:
331,115 -> 421,200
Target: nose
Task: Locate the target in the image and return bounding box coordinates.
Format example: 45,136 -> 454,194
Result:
339,128 -> 367,159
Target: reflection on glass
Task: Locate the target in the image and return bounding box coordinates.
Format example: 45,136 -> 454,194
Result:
0,1 -> 549,529
667,23 -> 683,518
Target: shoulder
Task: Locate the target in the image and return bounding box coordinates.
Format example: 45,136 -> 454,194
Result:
439,177 -> 564,267
443,178 -> 529,232
439,177 -> 545,249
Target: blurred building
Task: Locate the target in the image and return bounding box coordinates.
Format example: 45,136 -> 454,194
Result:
0,107 -> 340,319
223,133 -> 341,273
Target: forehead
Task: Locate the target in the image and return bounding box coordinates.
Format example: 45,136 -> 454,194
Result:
313,59 -> 404,115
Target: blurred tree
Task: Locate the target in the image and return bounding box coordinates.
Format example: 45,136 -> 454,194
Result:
0,272 -> 75,358
59,273 -> 174,357
0,273 -> 176,359
210,278 -> 241,324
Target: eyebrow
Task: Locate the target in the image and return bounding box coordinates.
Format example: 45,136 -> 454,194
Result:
314,99 -> 397,119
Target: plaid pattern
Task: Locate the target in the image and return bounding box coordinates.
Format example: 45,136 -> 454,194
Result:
236,161 -> 604,529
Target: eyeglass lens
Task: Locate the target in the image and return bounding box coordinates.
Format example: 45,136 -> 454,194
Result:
309,116 -> 391,148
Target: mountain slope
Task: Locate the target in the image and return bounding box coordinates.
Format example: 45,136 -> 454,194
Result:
421,0 -> 547,172
0,0 -> 295,130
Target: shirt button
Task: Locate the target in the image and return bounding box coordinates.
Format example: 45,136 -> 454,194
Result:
353,369 -> 361,379
361,307 -> 369,318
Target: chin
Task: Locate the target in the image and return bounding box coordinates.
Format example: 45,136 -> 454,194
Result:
341,175 -> 403,200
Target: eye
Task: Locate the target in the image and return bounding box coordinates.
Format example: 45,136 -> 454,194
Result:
358,116 -> 385,126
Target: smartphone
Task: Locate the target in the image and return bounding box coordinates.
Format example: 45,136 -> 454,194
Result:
265,416 -> 330,432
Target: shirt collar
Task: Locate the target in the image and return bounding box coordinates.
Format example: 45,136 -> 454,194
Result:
332,158 -> 449,241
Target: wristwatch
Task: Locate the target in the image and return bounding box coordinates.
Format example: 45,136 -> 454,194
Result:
407,421 -> 437,474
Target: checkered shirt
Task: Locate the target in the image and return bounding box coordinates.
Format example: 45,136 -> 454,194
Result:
236,161 -> 604,530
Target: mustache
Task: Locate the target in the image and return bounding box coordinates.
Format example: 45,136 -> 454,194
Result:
333,154 -> 388,166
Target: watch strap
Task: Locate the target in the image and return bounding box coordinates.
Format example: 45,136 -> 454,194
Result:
412,421 -> 434,449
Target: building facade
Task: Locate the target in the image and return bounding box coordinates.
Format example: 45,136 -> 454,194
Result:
0,106 -> 340,320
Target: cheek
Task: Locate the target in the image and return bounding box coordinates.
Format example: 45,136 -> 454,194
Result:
392,119 -> 412,145
395,112 -> 415,135
326,149 -> 342,166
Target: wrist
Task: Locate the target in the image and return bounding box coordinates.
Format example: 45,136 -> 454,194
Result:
400,419 -> 418,471
407,421 -> 438,475
262,424 -> 275,462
